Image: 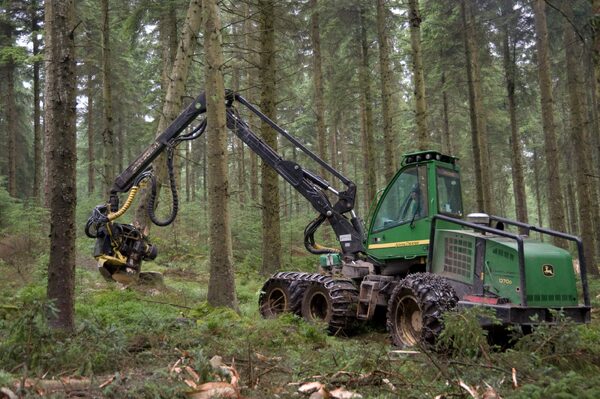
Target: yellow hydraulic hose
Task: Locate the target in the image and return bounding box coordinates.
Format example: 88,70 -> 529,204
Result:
313,243 -> 341,253
107,186 -> 139,221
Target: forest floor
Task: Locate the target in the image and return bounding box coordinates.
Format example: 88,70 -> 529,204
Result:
1,204 -> 600,398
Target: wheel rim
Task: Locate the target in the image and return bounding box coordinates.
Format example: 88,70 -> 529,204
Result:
307,291 -> 329,321
266,288 -> 287,315
394,295 -> 422,346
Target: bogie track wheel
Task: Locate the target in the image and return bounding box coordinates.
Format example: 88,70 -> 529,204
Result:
300,277 -> 358,335
259,279 -> 292,317
302,284 -> 332,323
387,273 -> 458,348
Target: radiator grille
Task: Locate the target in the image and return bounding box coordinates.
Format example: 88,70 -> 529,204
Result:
443,237 -> 473,278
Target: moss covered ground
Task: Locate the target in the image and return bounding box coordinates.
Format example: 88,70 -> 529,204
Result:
0,198 -> 599,398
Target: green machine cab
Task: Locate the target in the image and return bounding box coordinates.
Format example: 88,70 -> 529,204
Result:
366,151 -> 463,274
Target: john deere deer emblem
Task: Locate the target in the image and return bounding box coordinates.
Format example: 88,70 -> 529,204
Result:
542,264 -> 555,277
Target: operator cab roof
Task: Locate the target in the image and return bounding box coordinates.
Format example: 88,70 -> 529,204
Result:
401,150 -> 458,166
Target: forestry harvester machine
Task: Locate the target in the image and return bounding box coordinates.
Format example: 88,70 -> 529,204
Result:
85,90 -> 591,347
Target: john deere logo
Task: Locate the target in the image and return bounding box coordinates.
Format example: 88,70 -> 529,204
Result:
542,264 -> 555,277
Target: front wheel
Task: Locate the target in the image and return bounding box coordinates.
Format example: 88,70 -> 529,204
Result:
387,273 -> 458,347
300,277 -> 358,335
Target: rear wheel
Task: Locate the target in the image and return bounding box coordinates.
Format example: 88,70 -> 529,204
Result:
259,279 -> 292,317
302,284 -> 332,322
387,273 -> 457,347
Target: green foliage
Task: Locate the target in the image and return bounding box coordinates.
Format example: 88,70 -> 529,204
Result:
509,371 -> 600,399
0,299 -> 55,372
437,306 -> 500,357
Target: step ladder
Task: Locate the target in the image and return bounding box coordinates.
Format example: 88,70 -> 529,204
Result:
356,280 -> 379,320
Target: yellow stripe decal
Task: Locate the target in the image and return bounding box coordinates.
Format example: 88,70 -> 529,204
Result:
368,239 -> 430,250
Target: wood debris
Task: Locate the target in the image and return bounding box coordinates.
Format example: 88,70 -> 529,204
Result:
459,379 -> 479,399
298,381 -> 362,399
186,382 -> 239,399
0,387 -> 17,399
511,368 -> 518,389
169,352 -> 241,398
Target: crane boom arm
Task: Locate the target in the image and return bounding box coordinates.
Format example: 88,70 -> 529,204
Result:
89,90 -> 365,276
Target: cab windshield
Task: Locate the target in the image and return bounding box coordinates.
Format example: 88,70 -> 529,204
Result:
436,167 -> 463,217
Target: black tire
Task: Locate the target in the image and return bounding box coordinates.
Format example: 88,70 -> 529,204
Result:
288,273 -> 312,314
300,276 -> 358,335
387,273 -> 458,347
302,283 -> 332,322
259,278 -> 292,318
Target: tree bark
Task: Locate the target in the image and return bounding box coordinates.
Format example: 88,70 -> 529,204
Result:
203,0 -> 238,309
500,0 -> 528,228
32,4 -> 42,200
133,0 -> 203,232
563,5 -> 598,274
377,0 -> 396,181
159,2 -> 178,94
441,71 -> 452,155
593,0 -> 600,141
461,0 -> 492,213
531,147 -> 544,242
87,63 -> 95,195
44,0 -> 77,331
532,0 -> 567,247
0,16 -> 17,197
358,6 -> 376,213
408,0 -> 428,149
258,0 -> 281,275
310,0 -> 327,177
101,0 -> 115,194
5,57 -> 17,198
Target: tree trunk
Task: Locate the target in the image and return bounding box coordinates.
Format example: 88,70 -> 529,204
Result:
101,0 -> 115,194
258,0 -> 281,275
408,0 -> 428,149
160,2 -> 178,94
133,0 -> 203,232
32,5 -> 42,200
310,0 -> 328,177
461,0 -> 492,213
87,65 -> 95,195
358,7 -> 376,213
44,0 -> 77,331
243,2 -> 259,203
563,5 -> 598,274
185,141 -> 191,202
5,58 -> 17,197
593,0 -> 600,141
500,0 -> 528,228
203,0 -> 238,309
0,16 -> 17,197
441,71 -> 452,155
532,147 -> 544,242
377,0 -> 396,181
532,0 -> 567,247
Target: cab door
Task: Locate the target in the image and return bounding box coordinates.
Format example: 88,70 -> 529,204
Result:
366,164 -> 431,263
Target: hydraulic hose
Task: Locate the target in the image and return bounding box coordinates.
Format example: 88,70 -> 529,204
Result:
147,147 -> 179,226
107,186 -> 139,221
304,215 -> 341,255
